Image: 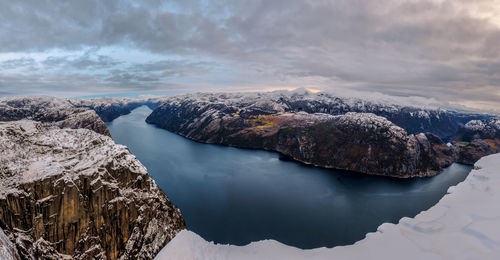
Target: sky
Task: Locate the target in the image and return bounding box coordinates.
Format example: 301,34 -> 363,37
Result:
0,0 -> 499,113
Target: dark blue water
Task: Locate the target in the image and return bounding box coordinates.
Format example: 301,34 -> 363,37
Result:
106,106 -> 472,249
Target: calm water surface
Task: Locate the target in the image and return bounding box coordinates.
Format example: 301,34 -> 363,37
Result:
107,106 -> 472,249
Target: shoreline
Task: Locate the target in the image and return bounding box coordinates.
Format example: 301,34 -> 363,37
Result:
156,153 -> 500,259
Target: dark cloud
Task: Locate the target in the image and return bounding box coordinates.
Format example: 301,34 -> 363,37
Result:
0,0 -> 499,112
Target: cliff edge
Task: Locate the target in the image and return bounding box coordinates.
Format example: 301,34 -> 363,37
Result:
0,97 -> 185,259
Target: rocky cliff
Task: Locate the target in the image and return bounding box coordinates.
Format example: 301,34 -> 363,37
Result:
0,228 -> 19,260
452,118 -> 500,164
0,96 -> 110,136
69,91 -> 496,175
74,91 -> 490,139
273,92 -> 487,140
146,95 -> 456,178
0,98 -> 185,259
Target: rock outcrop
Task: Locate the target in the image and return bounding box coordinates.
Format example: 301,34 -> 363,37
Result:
146,95 -> 456,178
273,92 -> 486,140
0,228 -> 20,260
0,96 -> 110,136
455,118 -> 500,141
453,118 -> 500,164
67,91 -> 496,174
74,91 -> 490,139
456,139 -> 496,165
0,120 -> 185,259
0,97 -> 185,259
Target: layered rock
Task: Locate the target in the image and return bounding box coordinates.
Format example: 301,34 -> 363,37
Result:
0,97 -> 185,259
146,96 -> 456,178
0,120 -> 185,259
0,96 -> 109,136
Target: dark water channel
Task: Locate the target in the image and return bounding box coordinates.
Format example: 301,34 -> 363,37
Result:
107,106 -> 472,249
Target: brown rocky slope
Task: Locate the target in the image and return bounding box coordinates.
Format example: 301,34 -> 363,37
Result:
452,118 -> 500,164
146,95 -> 456,178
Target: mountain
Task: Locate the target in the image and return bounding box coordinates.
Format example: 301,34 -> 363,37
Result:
452,118 -> 500,164
72,91 -> 497,176
0,97 -> 185,259
75,91 -> 491,140
0,96 -> 110,136
145,93 -> 458,177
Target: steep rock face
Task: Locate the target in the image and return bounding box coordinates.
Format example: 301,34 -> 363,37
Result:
418,133 -> 456,167
0,120 -> 185,259
0,97 -> 110,136
413,133 -> 456,170
270,114 -> 455,177
0,228 -> 20,260
457,139 -> 496,165
147,98 -> 455,178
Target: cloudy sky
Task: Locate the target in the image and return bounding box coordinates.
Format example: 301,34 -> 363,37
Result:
0,0 -> 499,112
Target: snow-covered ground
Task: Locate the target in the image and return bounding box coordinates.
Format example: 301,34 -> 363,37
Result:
156,153 -> 500,260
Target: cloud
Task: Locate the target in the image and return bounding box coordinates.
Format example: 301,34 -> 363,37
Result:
41,54 -> 122,70
0,0 -> 499,112
0,58 -> 37,70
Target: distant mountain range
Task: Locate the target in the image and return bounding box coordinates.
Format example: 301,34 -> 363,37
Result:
71,90 -> 492,141
0,93 -> 498,259
71,90 -> 498,177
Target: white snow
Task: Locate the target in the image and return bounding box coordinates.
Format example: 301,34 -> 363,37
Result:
156,153 -> 500,260
0,120 -> 147,198
465,120 -> 487,131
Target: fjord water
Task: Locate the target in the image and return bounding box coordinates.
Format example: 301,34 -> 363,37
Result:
107,106 -> 472,249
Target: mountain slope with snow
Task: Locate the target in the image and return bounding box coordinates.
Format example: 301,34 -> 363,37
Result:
0,97 -> 186,259
0,96 -> 110,136
75,90 -> 492,139
146,93 -> 460,177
